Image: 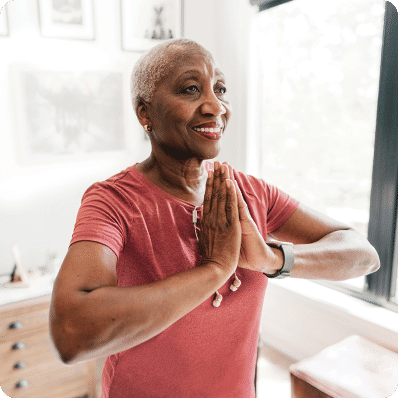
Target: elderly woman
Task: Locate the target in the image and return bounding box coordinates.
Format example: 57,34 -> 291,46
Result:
50,39 -> 380,398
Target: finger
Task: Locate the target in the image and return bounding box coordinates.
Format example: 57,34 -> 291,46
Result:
222,161 -> 230,180
217,166 -> 228,218
202,170 -> 213,215
228,164 -> 235,181
225,179 -> 239,226
233,180 -> 246,208
220,163 -> 228,183
234,180 -> 251,221
221,161 -> 234,181
210,161 -> 221,213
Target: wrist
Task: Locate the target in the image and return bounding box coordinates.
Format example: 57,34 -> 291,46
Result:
201,260 -> 235,281
264,241 -> 295,279
267,247 -> 284,274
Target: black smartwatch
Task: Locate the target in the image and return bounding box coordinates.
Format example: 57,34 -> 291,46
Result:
264,241 -> 294,279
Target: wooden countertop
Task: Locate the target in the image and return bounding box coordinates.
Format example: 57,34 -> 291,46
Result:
0,273 -> 57,307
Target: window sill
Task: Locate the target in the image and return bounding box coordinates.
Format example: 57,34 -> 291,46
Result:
260,278 -> 398,361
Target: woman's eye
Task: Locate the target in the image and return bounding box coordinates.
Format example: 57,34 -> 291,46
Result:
182,85 -> 199,94
216,86 -> 227,95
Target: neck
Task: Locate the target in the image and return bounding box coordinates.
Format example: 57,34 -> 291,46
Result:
136,152 -> 209,206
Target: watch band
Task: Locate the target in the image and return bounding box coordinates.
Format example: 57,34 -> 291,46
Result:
264,241 -> 294,279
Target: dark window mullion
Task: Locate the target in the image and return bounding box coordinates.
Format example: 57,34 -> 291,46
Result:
258,0 -> 294,11
367,1 -> 398,299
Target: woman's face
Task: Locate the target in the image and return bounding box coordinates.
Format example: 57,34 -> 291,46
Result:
146,49 -> 232,161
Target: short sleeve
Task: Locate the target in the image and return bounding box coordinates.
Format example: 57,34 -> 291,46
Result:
233,170 -> 299,236
264,182 -> 299,233
70,182 -> 127,258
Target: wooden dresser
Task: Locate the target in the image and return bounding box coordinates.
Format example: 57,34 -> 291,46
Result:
0,295 -> 97,398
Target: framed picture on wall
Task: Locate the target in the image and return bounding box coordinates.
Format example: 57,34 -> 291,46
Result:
11,66 -> 126,164
121,0 -> 184,52
0,6 -> 9,36
38,0 -> 95,40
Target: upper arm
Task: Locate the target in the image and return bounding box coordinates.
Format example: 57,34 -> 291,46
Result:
269,203 -> 353,244
50,241 -> 117,330
49,241 -> 118,361
52,241 -> 117,297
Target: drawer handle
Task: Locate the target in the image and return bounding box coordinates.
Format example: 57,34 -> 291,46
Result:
9,321 -> 23,329
14,361 -> 27,369
12,342 -> 26,350
15,379 -> 29,388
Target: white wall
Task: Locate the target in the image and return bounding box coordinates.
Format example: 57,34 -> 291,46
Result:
261,279 -> 398,361
0,0 -> 145,275
0,0 -> 255,275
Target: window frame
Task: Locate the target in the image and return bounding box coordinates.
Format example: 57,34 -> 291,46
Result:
259,0 -> 293,11
366,0 -> 398,306
256,0 -> 398,311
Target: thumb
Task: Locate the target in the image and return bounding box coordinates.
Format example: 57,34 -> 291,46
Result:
234,181 -> 252,221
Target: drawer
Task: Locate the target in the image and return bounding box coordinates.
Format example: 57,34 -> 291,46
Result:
0,300 -> 50,342
0,296 -> 96,398
0,330 -> 60,384
1,359 -> 95,398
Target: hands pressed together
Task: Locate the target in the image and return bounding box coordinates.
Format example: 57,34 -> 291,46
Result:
198,161 -> 283,277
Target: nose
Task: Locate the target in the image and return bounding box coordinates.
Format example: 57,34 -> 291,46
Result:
200,91 -> 226,116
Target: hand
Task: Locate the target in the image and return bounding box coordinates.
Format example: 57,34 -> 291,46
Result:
221,162 -> 284,274
198,162 -> 241,276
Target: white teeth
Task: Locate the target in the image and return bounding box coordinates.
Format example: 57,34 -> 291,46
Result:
193,127 -> 222,133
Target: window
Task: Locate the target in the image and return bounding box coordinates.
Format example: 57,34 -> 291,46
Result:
248,0 -> 398,310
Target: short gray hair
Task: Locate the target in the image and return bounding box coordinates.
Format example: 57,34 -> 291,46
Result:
130,39 -> 213,109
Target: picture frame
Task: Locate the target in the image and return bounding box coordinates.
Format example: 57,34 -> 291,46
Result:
121,0 -> 184,52
38,0 -> 95,40
11,65 -> 126,165
0,5 -> 9,37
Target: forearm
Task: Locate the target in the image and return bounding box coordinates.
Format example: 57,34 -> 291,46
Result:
289,229 -> 380,280
50,262 -> 231,364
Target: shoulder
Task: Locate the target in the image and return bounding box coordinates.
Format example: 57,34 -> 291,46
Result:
233,169 -> 299,226
81,166 -> 138,204
233,170 -> 273,202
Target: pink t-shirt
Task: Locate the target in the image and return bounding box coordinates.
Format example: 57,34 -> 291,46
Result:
70,163 -> 299,398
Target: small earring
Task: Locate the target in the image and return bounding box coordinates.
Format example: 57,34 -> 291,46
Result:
230,273 -> 241,291
213,291 -> 223,307
144,125 -> 152,132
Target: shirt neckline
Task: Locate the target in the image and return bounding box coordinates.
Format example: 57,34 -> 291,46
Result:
131,162 -> 214,210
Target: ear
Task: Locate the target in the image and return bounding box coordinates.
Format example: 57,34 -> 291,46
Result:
135,98 -> 151,129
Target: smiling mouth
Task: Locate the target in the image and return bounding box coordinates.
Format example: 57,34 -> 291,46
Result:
193,126 -> 222,133
192,126 -> 223,140
192,127 -> 223,140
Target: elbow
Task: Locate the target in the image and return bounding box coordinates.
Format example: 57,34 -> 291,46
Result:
49,328 -> 81,365
369,250 -> 381,274
348,230 -> 381,276
55,346 -> 78,365
362,243 -> 381,275
50,331 -> 89,365
49,314 -> 87,365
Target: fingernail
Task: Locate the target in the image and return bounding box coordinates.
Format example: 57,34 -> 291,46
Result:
214,162 -> 219,171
226,179 -> 231,187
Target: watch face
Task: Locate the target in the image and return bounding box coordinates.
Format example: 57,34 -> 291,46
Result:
265,241 -> 294,278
